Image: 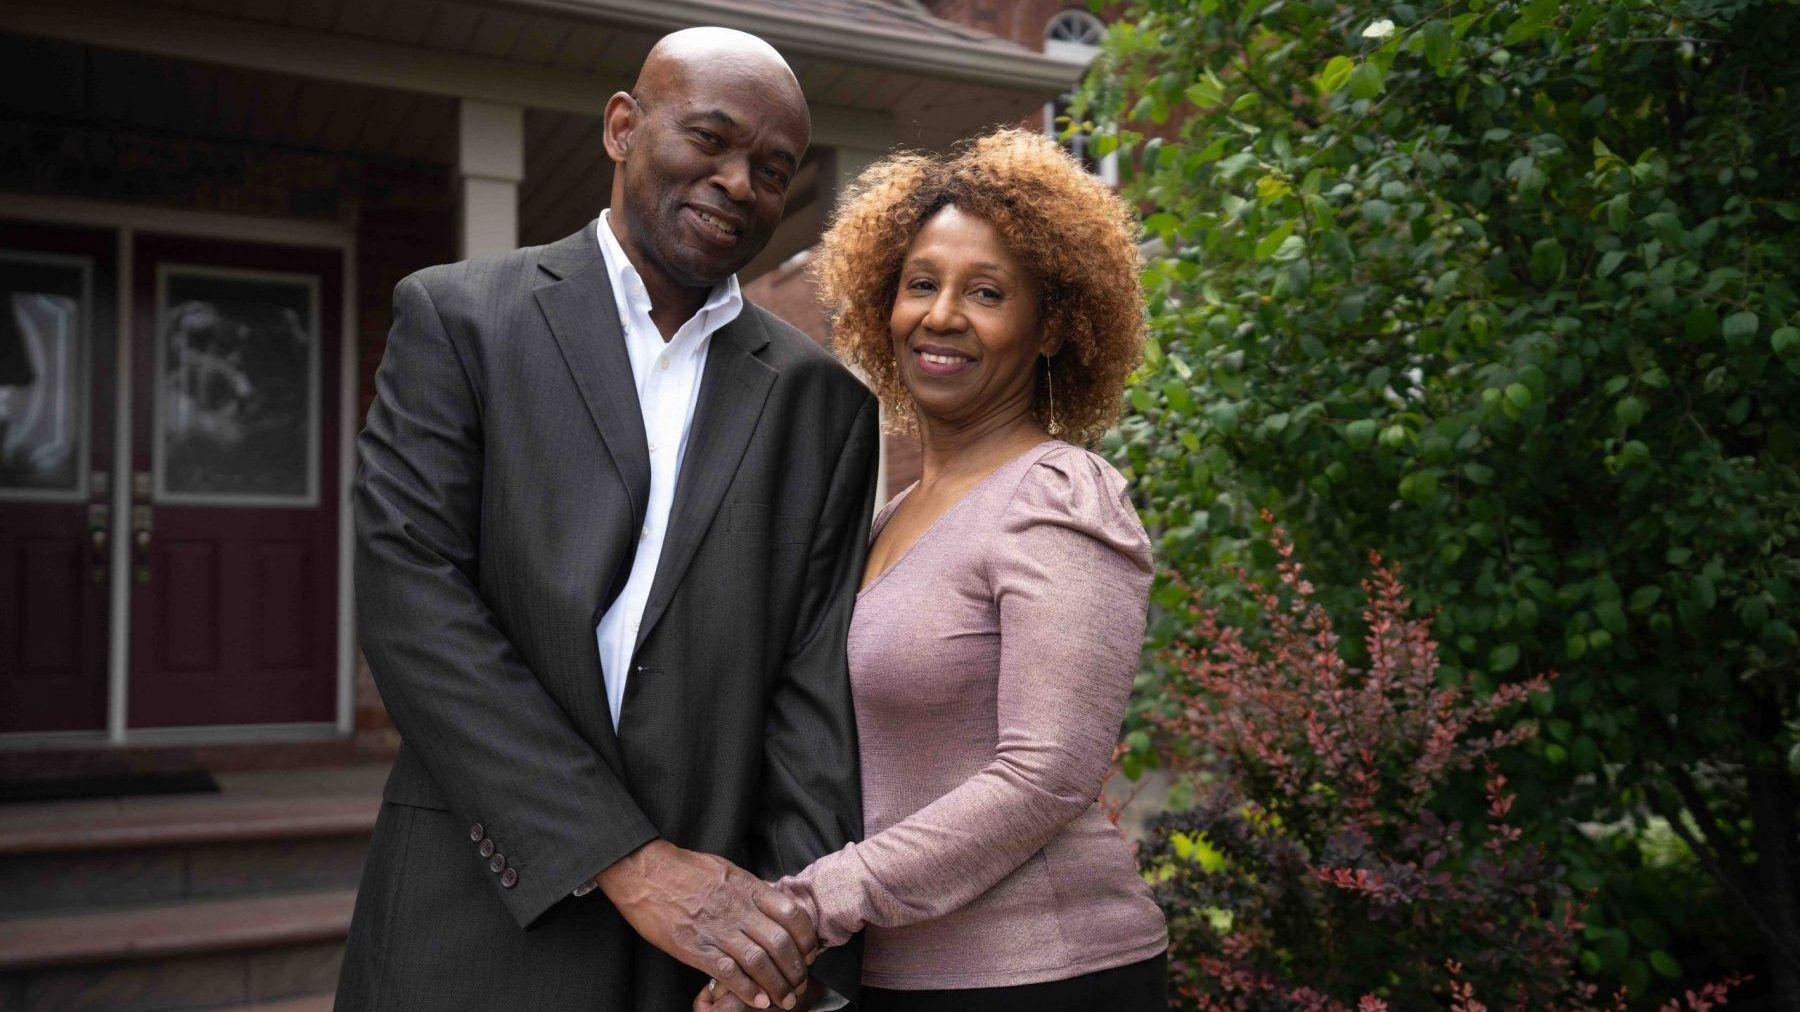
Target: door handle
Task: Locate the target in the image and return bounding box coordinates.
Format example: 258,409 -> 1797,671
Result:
132,506 -> 153,584
87,504 -> 110,585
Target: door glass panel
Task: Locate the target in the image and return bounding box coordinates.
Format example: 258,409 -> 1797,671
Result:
154,268 -> 318,505
0,253 -> 89,500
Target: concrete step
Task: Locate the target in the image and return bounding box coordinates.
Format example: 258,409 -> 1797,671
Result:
0,771 -> 382,917
215,995 -> 333,1011
0,890 -> 353,1011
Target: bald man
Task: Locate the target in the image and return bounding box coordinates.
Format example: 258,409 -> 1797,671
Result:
338,28 -> 873,1011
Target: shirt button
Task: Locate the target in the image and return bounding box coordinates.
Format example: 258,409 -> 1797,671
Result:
639,526 -> 649,541
647,439 -> 658,453
659,356 -> 670,370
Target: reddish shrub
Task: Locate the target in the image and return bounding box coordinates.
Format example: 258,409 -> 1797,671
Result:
1139,520 -> 1741,1010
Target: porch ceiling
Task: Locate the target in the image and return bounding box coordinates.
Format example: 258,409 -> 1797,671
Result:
11,0 -> 1081,150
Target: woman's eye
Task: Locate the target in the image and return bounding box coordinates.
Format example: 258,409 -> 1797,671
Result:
907,278 -> 936,293
974,287 -> 1003,301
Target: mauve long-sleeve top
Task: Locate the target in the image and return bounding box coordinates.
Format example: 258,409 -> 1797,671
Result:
777,440 -> 1169,989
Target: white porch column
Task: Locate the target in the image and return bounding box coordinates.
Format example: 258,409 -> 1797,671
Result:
458,99 -> 524,259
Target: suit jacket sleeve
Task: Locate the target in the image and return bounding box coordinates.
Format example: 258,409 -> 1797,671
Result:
356,274 -> 658,930
748,392 -> 878,997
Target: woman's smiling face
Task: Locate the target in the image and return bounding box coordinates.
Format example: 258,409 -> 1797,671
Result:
888,205 -> 1058,431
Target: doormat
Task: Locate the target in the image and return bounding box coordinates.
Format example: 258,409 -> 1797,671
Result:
0,771 -> 222,804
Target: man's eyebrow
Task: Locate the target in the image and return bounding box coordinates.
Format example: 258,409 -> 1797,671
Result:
687,108 -> 800,171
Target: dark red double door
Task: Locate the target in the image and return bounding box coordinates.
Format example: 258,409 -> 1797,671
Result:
1,220 -> 343,734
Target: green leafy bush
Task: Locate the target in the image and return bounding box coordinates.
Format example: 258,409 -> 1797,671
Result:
1080,0 -> 1800,1001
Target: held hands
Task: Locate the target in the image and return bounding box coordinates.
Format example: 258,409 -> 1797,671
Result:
695,976 -> 821,1012
594,840 -> 818,1010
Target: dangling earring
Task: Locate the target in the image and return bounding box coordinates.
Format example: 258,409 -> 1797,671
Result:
1043,355 -> 1063,437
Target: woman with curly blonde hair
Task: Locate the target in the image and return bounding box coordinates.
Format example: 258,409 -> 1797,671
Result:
695,127 -> 1166,1012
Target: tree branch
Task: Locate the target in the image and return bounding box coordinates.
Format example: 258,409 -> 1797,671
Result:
1647,782 -> 1800,967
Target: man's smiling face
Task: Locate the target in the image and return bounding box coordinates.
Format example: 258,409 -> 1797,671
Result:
609,53 -> 809,292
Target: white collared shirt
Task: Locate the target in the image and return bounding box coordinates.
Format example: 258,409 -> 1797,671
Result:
593,210 -> 742,730
583,217 -> 848,1012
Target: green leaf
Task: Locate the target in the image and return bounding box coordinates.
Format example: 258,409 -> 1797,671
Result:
1774,326 -> 1800,357
1565,634 -> 1588,660
1347,61 -> 1385,100
1186,79 -> 1223,107
1422,20 -> 1453,72
1345,419 -> 1379,448
1489,643 -> 1521,672
1597,249 -> 1627,278
1615,396 -> 1645,427
1572,735 -> 1599,772
1318,55 -> 1356,95
1723,311 -> 1760,346
1693,575 -> 1718,611
1608,193 -> 1631,232
1207,402 -> 1240,435
1163,379 -> 1196,414
1529,238 -> 1566,283
1142,212 -> 1178,248
1503,0 -> 1559,44
1649,951 -> 1682,978
1596,601 -> 1628,634
1742,596 -> 1770,633
1630,586 -> 1662,612
1255,220 -> 1296,260
1505,383 -> 1533,409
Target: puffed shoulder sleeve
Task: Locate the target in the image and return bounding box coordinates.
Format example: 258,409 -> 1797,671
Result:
994,445 -> 1153,589
777,444 -> 1152,946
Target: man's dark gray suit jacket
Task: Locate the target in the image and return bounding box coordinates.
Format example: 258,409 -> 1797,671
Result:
337,221 -> 876,1010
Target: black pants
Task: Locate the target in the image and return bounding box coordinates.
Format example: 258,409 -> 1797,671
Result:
858,953 -> 1167,1012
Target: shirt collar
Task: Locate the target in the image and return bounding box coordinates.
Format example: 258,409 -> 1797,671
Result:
596,210 -> 742,339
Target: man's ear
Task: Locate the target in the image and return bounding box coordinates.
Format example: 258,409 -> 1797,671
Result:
602,91 -> 640,161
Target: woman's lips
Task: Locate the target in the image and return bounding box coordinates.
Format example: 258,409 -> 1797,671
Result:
914,348 -> 975,377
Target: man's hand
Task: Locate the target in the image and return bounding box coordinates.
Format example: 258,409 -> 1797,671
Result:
595,840 -> 817,1010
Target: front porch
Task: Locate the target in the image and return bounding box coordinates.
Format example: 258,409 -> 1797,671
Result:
0,0 -> 1077,761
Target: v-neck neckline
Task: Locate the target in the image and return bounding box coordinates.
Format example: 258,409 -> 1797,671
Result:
856,439 -> 1062,600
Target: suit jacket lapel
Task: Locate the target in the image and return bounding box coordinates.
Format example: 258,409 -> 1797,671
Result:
533,223 -> 652,534
634,310 -> 775,653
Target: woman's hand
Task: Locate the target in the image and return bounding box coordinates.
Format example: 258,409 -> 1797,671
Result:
695,976 -> 818,1012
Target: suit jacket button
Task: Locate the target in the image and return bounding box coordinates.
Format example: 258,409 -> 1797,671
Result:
479,839 -> 496,858
489,853 -> 507,874
469,822 -> 484,842
500,867 -> 519,889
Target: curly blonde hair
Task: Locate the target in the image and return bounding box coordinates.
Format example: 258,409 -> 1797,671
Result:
812,128 -> 1145,445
